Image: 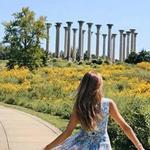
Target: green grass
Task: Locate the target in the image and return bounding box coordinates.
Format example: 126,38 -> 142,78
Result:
0,60 -> 7,69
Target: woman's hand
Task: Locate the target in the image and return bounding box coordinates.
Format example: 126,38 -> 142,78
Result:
43,144 -> 50,150
136,143 -> 145,150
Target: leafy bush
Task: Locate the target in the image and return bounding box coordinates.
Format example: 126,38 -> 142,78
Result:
78,60 -> 84,65
104,60 -> 112,65
4,97 -> 16,104
125,52 -> 138,64
92,58 -> 103,65
136,50 -> 150,63
85,61 -> 92,65
108,99 -> 150,150
59,104 -> 72,119
33,102 -> 52,113
125,50 -> 150,64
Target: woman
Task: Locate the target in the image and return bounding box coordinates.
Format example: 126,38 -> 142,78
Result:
44,72 -> 145,150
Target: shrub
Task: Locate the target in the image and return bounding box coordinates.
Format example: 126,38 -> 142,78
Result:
104,60 -> 112,65
91,58 -> 103,65
33,102 -> 52,113
125,52 -> 138,64
54,103 -> 72,119
66,62 -> 73,67
4,97 -> 16,104
78,60 -> 84,65
85,61 -> 92,65
108,99 -> 150,150
136,50 -> 150,63
52,58 -> 57,63
125,50 -> 150,64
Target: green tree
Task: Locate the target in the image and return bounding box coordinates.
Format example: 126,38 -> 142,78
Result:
136,50 -> 150,63
125,52 -> 138,64
125,50 -> 150,64
3,7 -> 47,69
0,42 -> 10,59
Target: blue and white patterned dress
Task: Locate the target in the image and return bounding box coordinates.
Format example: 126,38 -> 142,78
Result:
53,97 -> 112,150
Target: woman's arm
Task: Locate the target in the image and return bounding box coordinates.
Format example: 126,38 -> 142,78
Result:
109,99 -> 145,150
44,108 -> 79,150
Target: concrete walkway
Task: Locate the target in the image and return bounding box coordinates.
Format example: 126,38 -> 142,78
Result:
0,105 -> 62,150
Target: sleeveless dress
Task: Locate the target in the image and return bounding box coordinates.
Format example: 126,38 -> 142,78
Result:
53,97 -> 112,150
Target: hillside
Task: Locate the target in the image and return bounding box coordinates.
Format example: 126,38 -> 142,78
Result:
0,59 -> 150,149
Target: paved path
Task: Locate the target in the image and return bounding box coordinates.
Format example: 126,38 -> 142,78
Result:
0,105 -> 62,150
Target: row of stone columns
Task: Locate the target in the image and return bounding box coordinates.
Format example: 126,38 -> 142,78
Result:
45,22 -> 138,62
119,29 -> 138,61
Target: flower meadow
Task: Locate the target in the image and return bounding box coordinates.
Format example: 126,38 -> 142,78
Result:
0,61 -> 150,149
0,62 -> 149,104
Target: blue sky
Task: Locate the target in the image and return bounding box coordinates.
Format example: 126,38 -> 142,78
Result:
0,0 -> 150,59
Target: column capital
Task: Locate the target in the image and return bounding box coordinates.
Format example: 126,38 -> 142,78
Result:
107,24 -> 113,28
123,33 -> 126,37
134,32 -> 138,36
64,26 -> 68,30
130,29 -> 136,32
87,22 -> 93,27
95,24 -> 102,29
102,34 -> 107,37
112,34 -> 117,38
46,23 -> 52,28
55,22 -> 62,27
72,28 -> 78,32
78,20 -> 84,25
119,30 -> 124,33
126,31 -> 131,35
66,22 -> 73,26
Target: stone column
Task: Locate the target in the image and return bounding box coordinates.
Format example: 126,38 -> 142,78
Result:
95,24 -> 101,58
134,33 -> 138,53
123,33 -> 126,60
107,24 -> 113,59
72,28 -> 78,61
119,30 -> 124,61
130,29 -> 136,52
78,21 -> 84,60
126,31 -> 131,58
55,22 -> 62,58
66,22 -> 73,60
87,23 -> 93,60
102,34 -> 107,58
63,27 -> 68,58
46,23 -> 51,55
81,30 -> 86,60
111,34 -> 117,63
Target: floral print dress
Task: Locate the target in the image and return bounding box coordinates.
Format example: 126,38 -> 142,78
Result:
53,98 -> 112,150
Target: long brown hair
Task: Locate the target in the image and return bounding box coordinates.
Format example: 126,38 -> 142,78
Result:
74,71 -> 103,131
